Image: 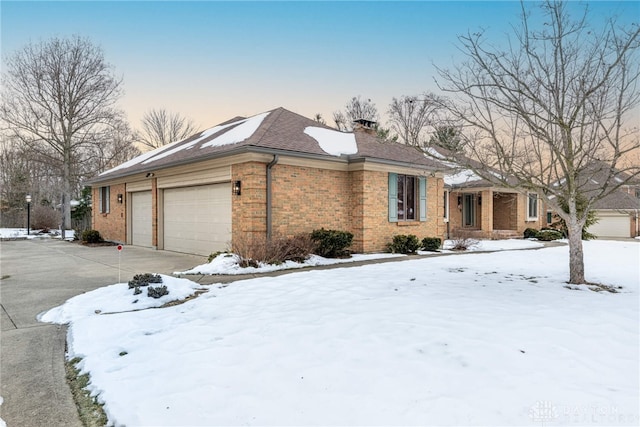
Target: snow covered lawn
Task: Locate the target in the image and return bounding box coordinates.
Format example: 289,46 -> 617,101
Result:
42,240 -> 639,426
177,239 -> 545,275
0,227 -> 74,240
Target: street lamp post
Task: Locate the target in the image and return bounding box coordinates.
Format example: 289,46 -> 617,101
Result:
26,194 -> 32,236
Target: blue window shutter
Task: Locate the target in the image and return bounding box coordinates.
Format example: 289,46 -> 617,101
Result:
388,173 -> 398,222
419,177 -> 427,221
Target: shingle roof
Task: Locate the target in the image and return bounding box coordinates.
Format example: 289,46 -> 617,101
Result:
90,107 -> 442,183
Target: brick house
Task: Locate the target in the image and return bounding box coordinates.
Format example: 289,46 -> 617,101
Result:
87,108 -> 447,256
442,168 -> 549,239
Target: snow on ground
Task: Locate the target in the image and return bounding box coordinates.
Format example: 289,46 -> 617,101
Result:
42,240 -> 639,426
38,275 -> 203,324
0,396 -> 5,427
177,239 -> 544,275
176,253 -> 404,275
0,228 -> 74,240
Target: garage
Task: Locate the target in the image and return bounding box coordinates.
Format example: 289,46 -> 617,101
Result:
131,191 -> 153,247
162,183 -> 232,255
590,211 -> 630,238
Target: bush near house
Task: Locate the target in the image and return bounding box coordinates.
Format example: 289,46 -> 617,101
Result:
81,229 -> 104,244
421,237 -> 442,252
310,228 -> 354,258
387,234 -> 420,254
449,231 -> 480,251
536,228 -> 564,241
232,233 -> 316,267
522,227 -> 564,241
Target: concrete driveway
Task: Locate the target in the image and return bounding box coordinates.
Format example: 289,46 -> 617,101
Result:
0,238 -> 205,427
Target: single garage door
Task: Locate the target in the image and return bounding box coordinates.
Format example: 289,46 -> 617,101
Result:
131,191 -> 153,247
163,183 -> 231,255
591,211 -> 630,238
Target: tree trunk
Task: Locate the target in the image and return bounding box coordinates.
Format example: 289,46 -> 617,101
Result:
567,218 -> 585,284
61,152 -> 71,239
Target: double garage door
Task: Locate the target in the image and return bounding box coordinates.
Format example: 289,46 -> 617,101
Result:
130,183 -> 231,255
590,211 -> 631,238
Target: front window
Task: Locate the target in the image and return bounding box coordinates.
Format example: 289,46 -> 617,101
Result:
99,186 -> 110,214
463,193 -> 476,227
443,190 -> 450,222
397,175 -> 417,221
527,192 -> 538,220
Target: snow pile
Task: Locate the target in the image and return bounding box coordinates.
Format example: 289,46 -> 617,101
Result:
176,252 -> 404,275
304,126 -> 358,156
46,241 -> 639,426
38,275 -> 202,324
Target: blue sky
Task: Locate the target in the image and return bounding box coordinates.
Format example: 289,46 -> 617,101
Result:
2,1 -> 638,131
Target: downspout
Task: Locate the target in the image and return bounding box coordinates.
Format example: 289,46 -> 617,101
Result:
636,210 -> 639,238
266,155 -> 279,239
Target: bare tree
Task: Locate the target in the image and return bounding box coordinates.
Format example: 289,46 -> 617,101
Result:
1,36 -> 130,237
431,1 -> 640,284
313,113 -> 326,125
136,108 -> 198,150
387,93 -> 441,145
333,96 -> 379,131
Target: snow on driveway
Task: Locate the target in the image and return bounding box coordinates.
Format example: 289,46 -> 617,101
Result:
41,240 -> 639,426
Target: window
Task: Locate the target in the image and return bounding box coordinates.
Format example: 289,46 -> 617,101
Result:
547,210 -> 553,224
443,190 -> 450,222
527,192 -> 538,220
99,186 -> 110,214
463,193 -> 476,227
389,173 -> 427,222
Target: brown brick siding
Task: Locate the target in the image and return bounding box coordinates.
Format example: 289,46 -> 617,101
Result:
232,162 -> 445,253
448,189 -> 546,238
92,183 -> 126,242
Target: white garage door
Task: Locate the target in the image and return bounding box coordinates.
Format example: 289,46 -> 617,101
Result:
591,212 -> 630,238
131,191 -> 153,247
163,183 -> 231,255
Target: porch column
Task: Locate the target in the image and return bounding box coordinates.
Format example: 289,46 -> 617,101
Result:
480,189 -> 493,234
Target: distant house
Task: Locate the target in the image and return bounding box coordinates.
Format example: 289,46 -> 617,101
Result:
87,108 -> 447,256
564,165 -> 640,238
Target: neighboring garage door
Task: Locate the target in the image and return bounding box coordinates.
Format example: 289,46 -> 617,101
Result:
591,211 -> 630,238
131,191 -> 153,247
163,183 -> 231,255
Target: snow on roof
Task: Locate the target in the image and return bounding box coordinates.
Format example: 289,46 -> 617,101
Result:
99,138 -> 185,176
303,126 -> 358,156
200,112 -> 270,149
142,117 -> 251,165
444,169 -> 484,186
99,112 -> 270,175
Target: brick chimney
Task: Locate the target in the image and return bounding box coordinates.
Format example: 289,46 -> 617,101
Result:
352,118 -> 377,135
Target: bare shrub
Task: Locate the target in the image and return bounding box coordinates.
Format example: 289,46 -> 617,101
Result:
449,230 -> 479,251
231,233 -> 315,267
31,205 -> 59,230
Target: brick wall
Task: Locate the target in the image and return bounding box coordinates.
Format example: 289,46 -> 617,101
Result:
357,170 -> 443,252
232,162 -> 445,253
92,183 -> 126,242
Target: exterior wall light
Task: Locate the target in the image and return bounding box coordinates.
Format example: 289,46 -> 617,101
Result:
233,180 -> 242,196
117,194 -> 123,203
